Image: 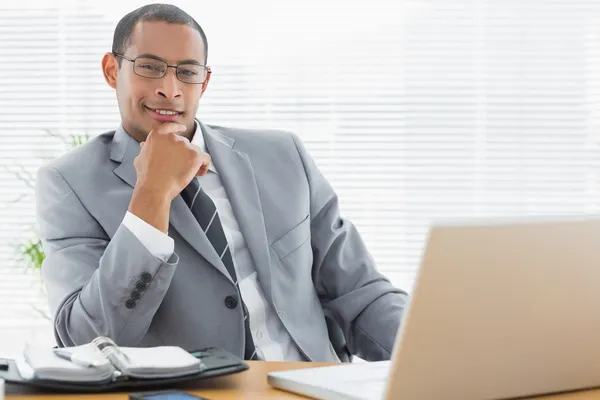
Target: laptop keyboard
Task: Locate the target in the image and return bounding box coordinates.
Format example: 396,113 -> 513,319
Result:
332,362 -> 390,399
270,360 -> 392,400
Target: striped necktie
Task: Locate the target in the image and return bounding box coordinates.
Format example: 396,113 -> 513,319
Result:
181,178 -> 258,360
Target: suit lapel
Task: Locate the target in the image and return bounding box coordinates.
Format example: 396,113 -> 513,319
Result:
201,122 -> 274,304
109,125 -> 232,281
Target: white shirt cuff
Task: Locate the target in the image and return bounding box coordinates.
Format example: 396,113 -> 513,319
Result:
122,211 -> 174,262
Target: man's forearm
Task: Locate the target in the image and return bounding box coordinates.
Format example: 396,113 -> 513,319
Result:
128,185 -> 171,234
351,291 -> 408,361
51,223 -> 179,347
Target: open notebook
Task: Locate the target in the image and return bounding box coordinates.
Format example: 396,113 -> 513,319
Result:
18,336 -> 205,383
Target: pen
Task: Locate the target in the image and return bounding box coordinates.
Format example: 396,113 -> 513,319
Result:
52,349 -> 104,368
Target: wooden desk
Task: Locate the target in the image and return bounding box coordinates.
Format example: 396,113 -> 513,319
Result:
6,361 -> 600,399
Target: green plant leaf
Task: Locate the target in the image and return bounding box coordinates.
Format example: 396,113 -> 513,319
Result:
5,130 -> 90,276
20,237 -> 45,271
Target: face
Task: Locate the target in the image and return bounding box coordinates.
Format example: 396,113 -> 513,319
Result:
102,21 -> 210,141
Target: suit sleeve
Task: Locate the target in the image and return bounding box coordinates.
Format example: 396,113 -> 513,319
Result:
36,165 -> 179,347
291,134 -> 410,361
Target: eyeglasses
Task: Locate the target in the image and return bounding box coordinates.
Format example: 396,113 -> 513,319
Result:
113,53 -> 210,84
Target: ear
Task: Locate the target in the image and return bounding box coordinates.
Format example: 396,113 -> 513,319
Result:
200,66 -> 212,96
102,52 -> 118,89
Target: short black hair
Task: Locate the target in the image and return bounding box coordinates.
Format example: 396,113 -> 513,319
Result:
112,3 -> 208,64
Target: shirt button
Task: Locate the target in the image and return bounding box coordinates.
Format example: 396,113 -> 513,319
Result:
125,299 -> 136,309
224,295 -> 238,309
256,330 -> 263,340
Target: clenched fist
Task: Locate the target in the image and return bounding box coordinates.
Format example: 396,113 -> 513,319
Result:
134,122 -> 211,201
128,123 -> 211,233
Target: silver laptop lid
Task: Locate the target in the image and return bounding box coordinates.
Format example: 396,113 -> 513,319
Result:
385,216 -> 600,399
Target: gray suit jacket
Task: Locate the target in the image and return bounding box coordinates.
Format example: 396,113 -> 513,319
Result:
36,121 -> 408,362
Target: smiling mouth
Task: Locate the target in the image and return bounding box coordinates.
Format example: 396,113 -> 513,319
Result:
144,106 -> 183,116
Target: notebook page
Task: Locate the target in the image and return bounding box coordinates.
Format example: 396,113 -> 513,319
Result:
22,344 -> 113,382
117,346 -> 202,378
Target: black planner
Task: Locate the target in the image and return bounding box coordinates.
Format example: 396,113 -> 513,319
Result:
0,346 -> 248,393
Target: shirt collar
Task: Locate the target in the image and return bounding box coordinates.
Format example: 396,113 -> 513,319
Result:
191,120 -> 217,174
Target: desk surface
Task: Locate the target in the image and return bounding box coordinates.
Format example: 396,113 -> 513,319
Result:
6,361 -> 600,399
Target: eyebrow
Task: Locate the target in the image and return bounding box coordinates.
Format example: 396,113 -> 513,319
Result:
136,53 -> 203,65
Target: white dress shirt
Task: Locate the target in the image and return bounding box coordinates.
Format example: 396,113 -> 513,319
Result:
122,122 -> 306,361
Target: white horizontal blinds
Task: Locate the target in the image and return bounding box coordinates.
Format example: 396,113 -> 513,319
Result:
0,4 -> 119,357
399,1 -> 600,279
0,7 -> 67,350
193,0 -> 413,290
397,0 -> 600,277
0,0 -> 599,357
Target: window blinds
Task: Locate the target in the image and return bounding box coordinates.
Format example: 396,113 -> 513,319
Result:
0,0 -> 598,355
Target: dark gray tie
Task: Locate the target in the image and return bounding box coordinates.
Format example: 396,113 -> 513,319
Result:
181,178 -> 258,360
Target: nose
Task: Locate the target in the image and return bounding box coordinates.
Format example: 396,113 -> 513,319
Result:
155,68 -> 182,100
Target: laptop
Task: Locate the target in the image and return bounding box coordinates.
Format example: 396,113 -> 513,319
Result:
268,216 -> 600,400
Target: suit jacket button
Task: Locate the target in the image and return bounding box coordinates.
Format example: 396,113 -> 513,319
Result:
131,291 -> 141,301
224,295 -> 238,309
140,272 -> 152,284
125,299 -> 136,309
135,281 -> 147,292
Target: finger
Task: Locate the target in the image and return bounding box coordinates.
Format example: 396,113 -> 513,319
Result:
155,122 -> 187,135
196,163 -> 210,176
199,155 -> 211,175
175,135 -> 191,145
191,145 -> 211,176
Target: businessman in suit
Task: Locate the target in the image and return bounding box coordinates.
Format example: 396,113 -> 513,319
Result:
36,3 -> 408,362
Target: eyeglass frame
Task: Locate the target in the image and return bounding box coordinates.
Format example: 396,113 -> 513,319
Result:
112,52 -> 211,84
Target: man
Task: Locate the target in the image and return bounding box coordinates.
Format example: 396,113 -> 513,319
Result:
36,3 -> 408,363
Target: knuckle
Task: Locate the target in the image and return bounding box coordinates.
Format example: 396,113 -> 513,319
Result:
166,131 -> 178,141
188,147 -> 200,159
